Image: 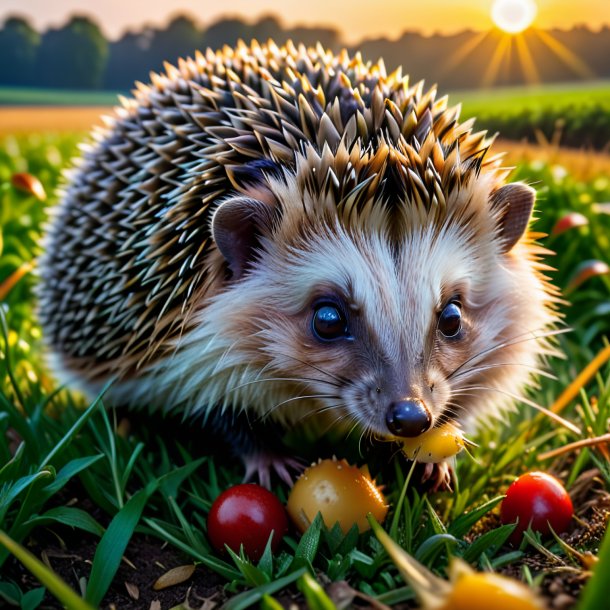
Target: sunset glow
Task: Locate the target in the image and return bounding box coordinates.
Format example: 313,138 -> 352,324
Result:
1,0 -> 608,42
491,0 -> 538,34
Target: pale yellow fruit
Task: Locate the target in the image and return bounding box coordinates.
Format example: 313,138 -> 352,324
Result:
401,422 -> 465,463
438,571 -> 546,610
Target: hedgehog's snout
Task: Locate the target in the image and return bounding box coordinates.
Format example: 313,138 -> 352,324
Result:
385,398 -> 432,438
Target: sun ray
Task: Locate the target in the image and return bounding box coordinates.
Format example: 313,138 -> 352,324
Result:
481,34 -> 512,87
532,28 -> 595,79
439,30 -> 492,78
514,33 -> 540,84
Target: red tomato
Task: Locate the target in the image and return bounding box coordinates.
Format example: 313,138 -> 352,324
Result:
500,472 -> 573,544
207,484 -> 288,560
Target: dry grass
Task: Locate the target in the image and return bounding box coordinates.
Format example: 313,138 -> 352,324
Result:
0,107 -> 109,135
498,139 -> 610,181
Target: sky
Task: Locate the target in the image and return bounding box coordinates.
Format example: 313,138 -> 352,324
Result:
2,0 -> 609,41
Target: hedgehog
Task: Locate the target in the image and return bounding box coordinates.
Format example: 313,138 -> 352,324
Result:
38,40 -> 559,485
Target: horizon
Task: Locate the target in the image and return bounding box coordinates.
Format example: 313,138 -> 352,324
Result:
2,0 -> 610,42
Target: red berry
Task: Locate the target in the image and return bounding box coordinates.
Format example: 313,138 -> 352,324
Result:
207,484 -> 288,560
500,471 -> 573,544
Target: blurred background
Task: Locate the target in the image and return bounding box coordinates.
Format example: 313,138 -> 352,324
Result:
0,0 -> 608,148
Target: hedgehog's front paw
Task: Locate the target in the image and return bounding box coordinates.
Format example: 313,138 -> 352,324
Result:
243,451 -> 306,488
421,460 -> 454,492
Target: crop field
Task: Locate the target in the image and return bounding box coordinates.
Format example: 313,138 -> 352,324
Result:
456,80 -> 610,150
0,87 -> 125,107
1,126 -> 610,610
2,79 -> 610,148
455,79 -> 610,112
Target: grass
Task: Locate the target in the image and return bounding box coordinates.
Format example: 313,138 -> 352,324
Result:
455,80 -> 610,150
0,87 -> 126,107
455,79 -> 610,113
0,132 -> 610,608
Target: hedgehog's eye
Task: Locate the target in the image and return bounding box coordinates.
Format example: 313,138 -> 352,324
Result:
438,302 -> 462,338
312,304 -> 348,341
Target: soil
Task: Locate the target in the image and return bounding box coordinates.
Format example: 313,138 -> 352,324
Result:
2,466 -> 608,609
4,518 -> 229,610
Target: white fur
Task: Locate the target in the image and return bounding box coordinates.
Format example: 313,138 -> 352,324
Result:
99,177 -> 555,444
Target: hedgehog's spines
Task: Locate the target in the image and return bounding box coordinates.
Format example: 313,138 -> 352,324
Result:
39,39 -> 508,378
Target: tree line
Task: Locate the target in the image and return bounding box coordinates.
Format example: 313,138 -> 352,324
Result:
1,13 -> 609,91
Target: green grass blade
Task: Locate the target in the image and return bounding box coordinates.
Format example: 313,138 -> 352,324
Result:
226,546 -> 270,586
85,481 -> 157,606
223,567 -> 307,610
260,594 -> 285,610
0,581 -> 21,605
166,495 -> 206,552
24,506 -> 105,537
448,496 -> 504,538
0,308 -> 26,410
389,458 -> 418,539
414,533 -> 459,565
20,586 -> 45,610
41,455 -> 103,498
289,513 -> 324,571
0,470 -> 54,525
298,571 -> 336,610
142,517 -> 240,581
462,523 -> 516,564
0,530 -> 95,610
40,379 -> 113,467
257,534 -> 275,577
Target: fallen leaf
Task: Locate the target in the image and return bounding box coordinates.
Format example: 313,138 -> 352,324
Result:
125,581 -> 140,600
153,564 -> 196,591
566,259 -> 610,293
551,212 -> 588,236
11,172 -> 47,201
0,262 -> 34,301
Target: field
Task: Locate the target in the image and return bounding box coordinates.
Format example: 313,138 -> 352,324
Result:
1,120 -> 610,609
0,87 -> 125,107
456,80 -> 610,150
455,80 -> 610,113
2,80 -> 609,149
0,107 -> 109,136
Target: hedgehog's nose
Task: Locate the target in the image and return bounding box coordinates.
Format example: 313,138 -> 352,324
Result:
386,398 -> 431,437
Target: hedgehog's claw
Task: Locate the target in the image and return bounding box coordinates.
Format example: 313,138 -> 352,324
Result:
421,460 -> 454,492
243,451 -> 306,488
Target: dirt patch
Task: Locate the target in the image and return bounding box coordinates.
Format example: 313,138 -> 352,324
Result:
5,527 -> 229,610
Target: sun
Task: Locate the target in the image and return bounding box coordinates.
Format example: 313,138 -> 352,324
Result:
491,0 -> 538,34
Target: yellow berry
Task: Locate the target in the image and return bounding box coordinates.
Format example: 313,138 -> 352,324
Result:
401,422 -> 465,463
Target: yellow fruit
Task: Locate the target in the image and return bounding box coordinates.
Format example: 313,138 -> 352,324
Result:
287,458 -> 388,534
401,422 -> 465,463
438,571 -> 546,610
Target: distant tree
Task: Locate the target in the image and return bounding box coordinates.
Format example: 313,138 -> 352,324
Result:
251,15 -> 284,42
0,16 -> 40,86
288,25 -> 341,50
36,15 -> 108,89
104,28 -> 155,90
148,14 -> 202,68
201,18 -> 250,51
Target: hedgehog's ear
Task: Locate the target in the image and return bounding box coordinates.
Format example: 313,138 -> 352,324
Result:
490,183 -> 536,253
211,197 -> 277,280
